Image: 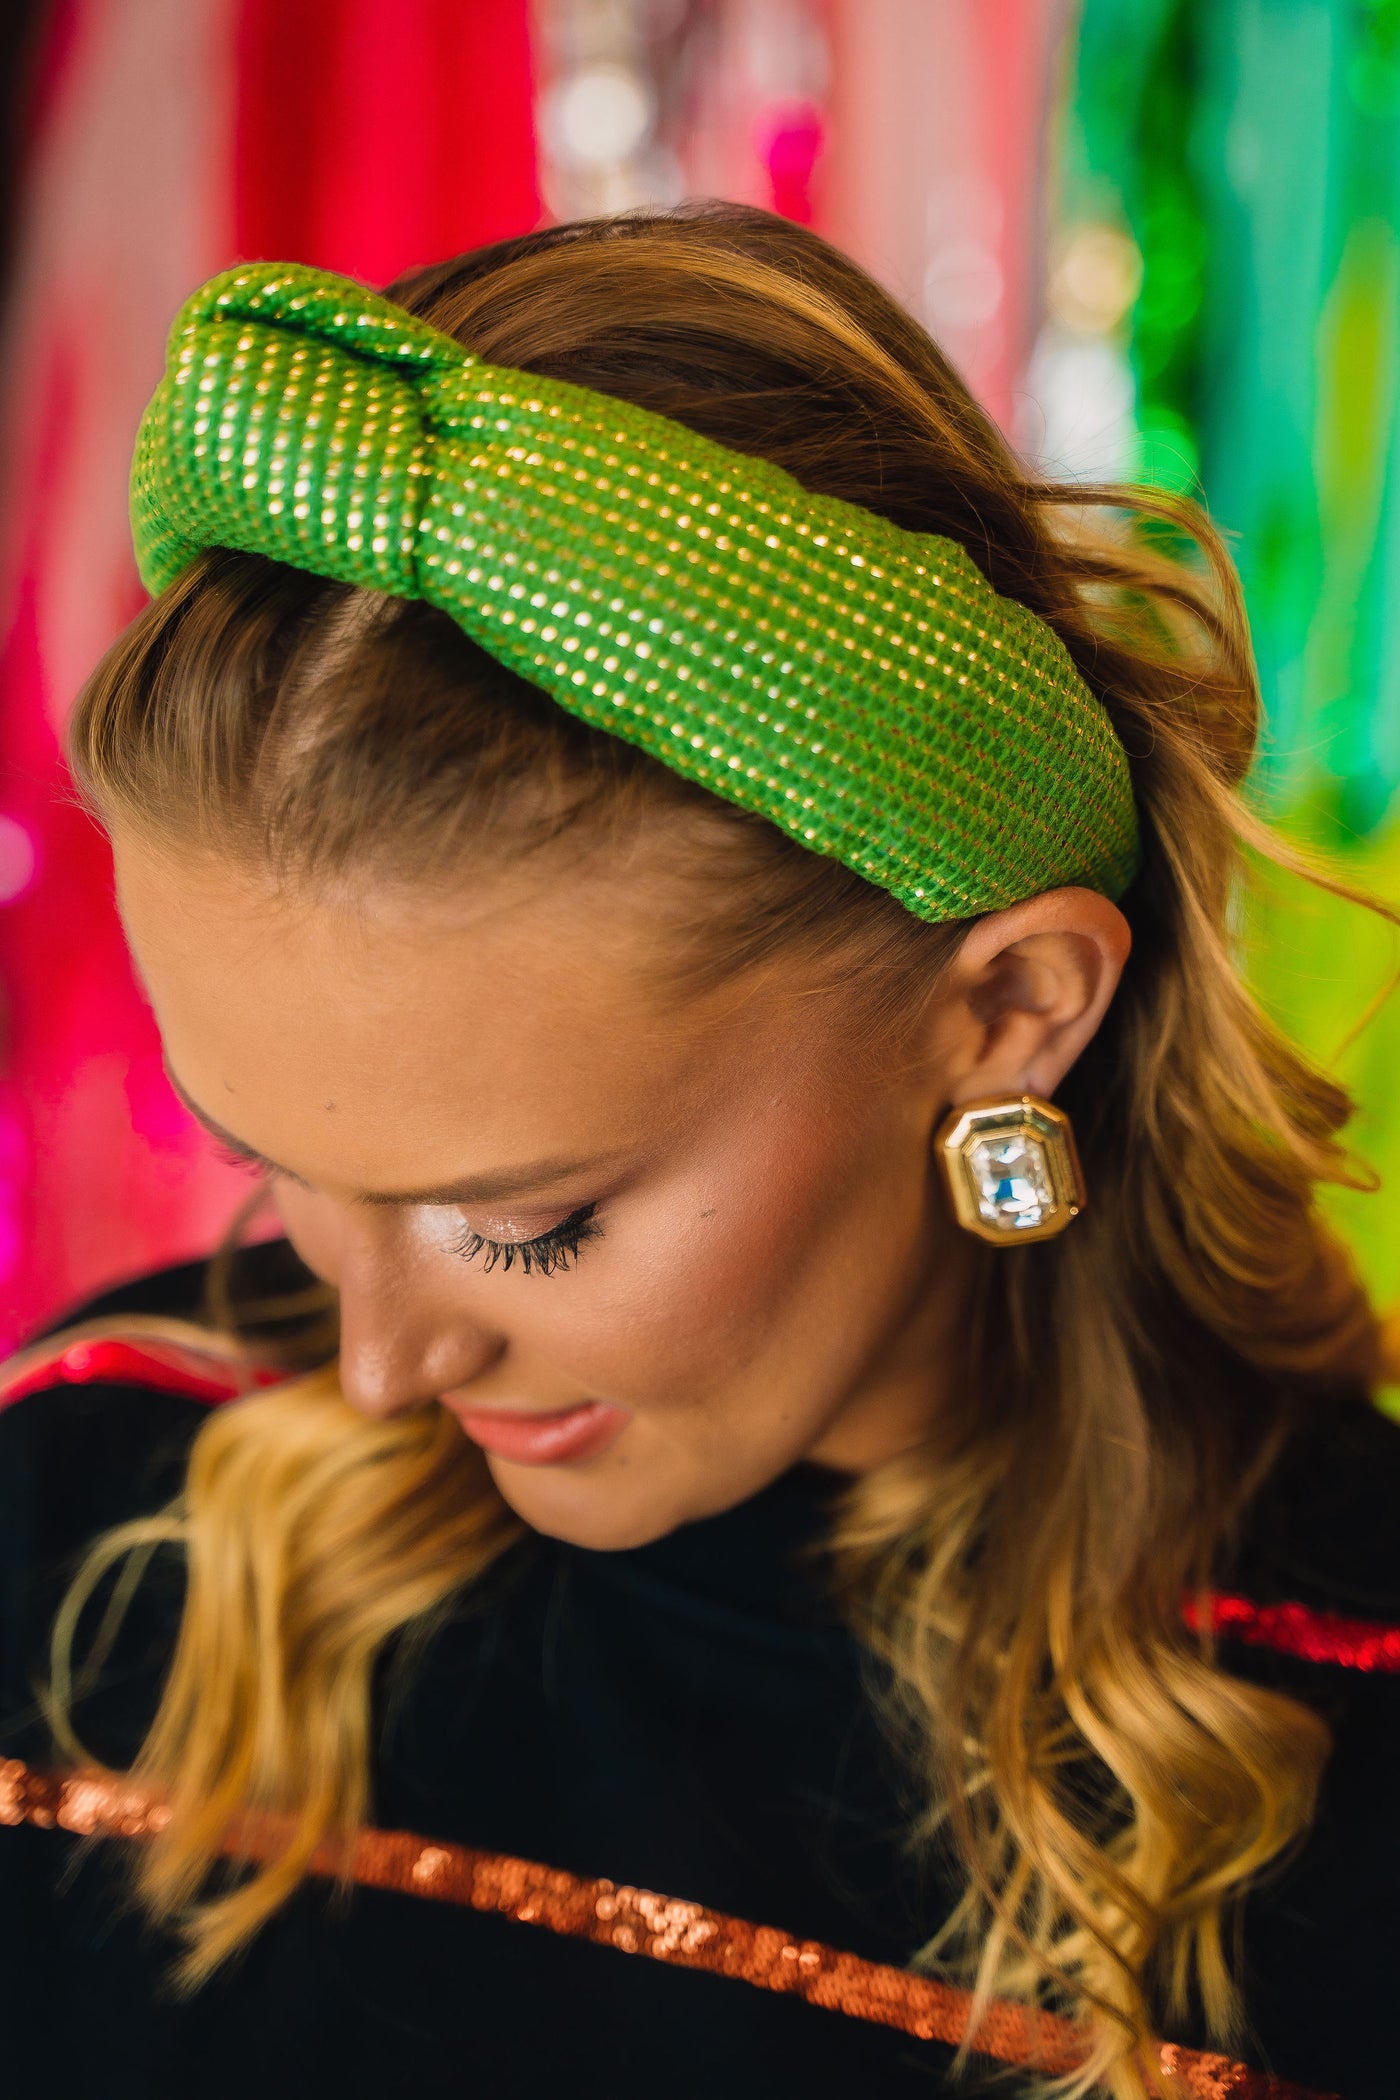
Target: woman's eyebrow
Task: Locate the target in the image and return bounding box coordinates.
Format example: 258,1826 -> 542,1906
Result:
164,1064 -> 615,1208
165,1074 -> 311,1186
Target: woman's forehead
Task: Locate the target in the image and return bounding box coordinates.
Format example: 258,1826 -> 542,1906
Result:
110,827 -> 840,1200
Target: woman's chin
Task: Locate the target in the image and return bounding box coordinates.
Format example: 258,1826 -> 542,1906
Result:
480,1409 -> 778,1549
484,1444 -> 699,1550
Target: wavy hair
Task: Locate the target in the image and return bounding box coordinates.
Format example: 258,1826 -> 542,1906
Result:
42,205 -> 1386,2096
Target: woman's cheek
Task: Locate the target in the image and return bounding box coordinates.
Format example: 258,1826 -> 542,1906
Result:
527,1176 -> 827,1403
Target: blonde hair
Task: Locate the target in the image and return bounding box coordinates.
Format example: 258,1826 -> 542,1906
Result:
46,204 -> 1385,2096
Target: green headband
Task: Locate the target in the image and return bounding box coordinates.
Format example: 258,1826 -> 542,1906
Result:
131,263 -> 1139,920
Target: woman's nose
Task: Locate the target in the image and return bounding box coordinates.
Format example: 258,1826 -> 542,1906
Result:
335,1237 -> 505,1421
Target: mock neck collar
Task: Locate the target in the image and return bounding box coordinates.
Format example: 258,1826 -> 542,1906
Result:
565,1461 -> 855,1643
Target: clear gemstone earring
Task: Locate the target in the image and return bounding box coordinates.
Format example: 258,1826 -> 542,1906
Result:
935,1095 -> 1085,1245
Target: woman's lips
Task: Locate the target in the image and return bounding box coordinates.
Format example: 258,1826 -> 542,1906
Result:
447,1398 -> 630,1466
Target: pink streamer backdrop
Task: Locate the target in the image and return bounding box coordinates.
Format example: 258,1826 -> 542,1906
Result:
0,0 -> 1056,1347
0,0 -> 538,1347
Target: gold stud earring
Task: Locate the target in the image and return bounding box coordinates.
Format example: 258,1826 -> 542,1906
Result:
935,1094 -> 1085,1246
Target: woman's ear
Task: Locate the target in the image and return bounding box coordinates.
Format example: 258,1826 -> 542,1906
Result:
934,887 -> 1131,1107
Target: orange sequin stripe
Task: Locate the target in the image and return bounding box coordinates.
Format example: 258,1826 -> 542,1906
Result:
0,1759 -> 1334,2100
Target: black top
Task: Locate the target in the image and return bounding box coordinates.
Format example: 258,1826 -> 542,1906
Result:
2,1243 -> 1399,2100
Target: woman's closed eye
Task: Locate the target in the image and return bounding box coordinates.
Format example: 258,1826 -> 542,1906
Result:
450,1204 -> 601,1277
209,1133 -> 600,1277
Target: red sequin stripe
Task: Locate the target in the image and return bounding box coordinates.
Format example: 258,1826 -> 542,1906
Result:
6,1324 -> 1397,1688
0,1759 -> 1335,2100
0,1338 -> 285,1412
1185,1592 -> 1400,1673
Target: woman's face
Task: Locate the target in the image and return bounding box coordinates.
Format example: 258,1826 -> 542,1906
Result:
112,823 -> 1126,1550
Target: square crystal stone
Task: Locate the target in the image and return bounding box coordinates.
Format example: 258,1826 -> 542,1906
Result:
966,1129 -> 1054,1232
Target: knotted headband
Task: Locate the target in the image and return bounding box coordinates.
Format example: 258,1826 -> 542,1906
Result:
131,263 -> 1140,921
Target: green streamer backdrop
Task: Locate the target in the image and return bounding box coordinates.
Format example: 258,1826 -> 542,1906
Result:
1065,0 -> 1400,1306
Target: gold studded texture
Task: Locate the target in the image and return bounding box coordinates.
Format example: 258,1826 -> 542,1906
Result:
131,263 -> 1141,922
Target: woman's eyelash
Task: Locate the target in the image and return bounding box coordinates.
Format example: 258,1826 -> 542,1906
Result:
450,1204 -> 600,1277
203,1141 -> 598,1278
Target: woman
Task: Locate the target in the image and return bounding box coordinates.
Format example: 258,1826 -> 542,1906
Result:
2,205 -> 1397,2100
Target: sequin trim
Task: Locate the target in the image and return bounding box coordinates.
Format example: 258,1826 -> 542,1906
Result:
0,1338 -> 284,1414
6,1321 -> 1396,1694
0,1338 -> 277,1413
128,262 -> 1142,924
7,1321 -> 1397,1693
0,1759 -> 1334,2099
1185,1591 -> 1400,1672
